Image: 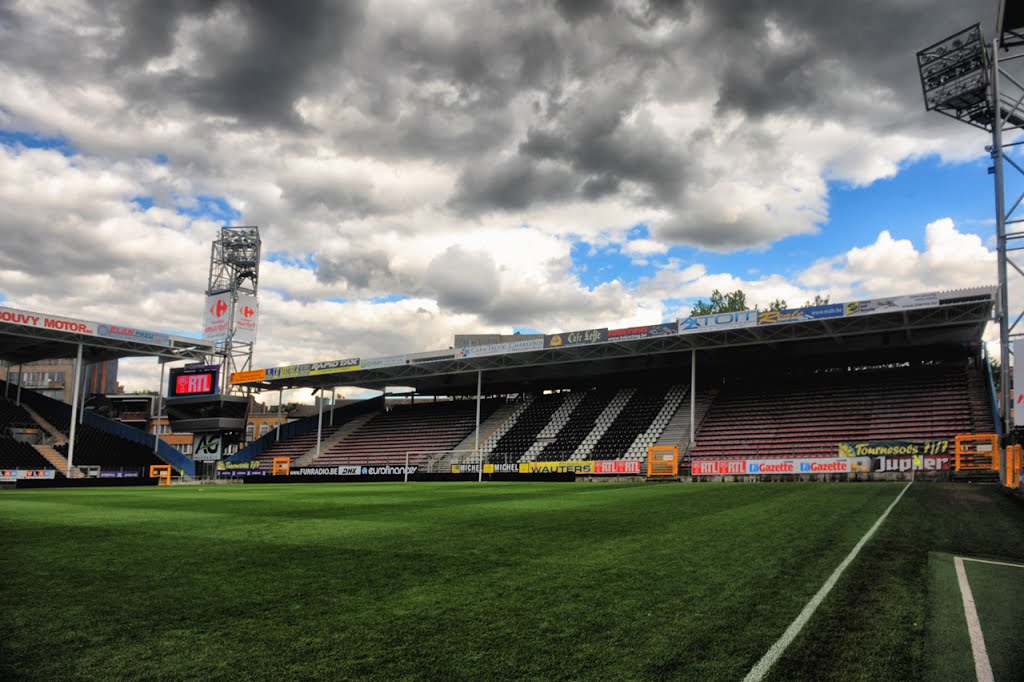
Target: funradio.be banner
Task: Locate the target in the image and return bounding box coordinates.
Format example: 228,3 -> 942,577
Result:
544,328 -> 608,349
519,460 -> 596,474
691,458 -> 855,476
837,440 -> 951,457
678,310 -> 757,334
608,323 -> 678,342
757,304 -> 845,326
844,293 -> 940,317
292,465 -> 362,476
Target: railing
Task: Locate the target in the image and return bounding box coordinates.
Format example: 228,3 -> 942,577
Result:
982,344 -> 1002,436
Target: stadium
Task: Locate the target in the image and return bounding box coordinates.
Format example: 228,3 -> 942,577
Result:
3,3 -> 1024,682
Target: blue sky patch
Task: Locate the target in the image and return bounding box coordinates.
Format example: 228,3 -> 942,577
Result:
0,129 -> 76,156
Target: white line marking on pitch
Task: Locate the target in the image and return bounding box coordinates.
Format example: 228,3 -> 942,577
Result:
961,556 -> 1024,570
742,481 -> 913,682
955,556 -> 995,682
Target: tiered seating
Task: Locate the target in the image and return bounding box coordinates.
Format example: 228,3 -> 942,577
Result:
0,397 -> 35,430
587,384 -> 673,459
252,425 -> 342,469
4,383 -> 71,432
689,365 -> 984,460
487,393 -> 569,465
55,425 -> 164,471
314,399 -> 502,467
533,388 -> 616,461
0,436 -> 60,474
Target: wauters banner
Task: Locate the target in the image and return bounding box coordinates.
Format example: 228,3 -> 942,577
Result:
545,329 -> 608,349
837,440 -> 951,457
519,460 -> 596,474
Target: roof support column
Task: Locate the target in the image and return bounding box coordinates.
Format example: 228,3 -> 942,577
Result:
276,389 -> 283,442
3,360 -> 8,398
153,360 -> 165,454
690,349 -> 697,447
330,387 -> 336,426
15,364 -> 22,406
67,343 -> 83,478
315,388 -> 324,461
476,370 -> 484,483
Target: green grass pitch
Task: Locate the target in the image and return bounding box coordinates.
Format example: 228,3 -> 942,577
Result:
1,481 -> 1022,681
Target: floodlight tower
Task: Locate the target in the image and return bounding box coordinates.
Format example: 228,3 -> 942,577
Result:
917,8 -> 1024,437
204,225 -> 261,393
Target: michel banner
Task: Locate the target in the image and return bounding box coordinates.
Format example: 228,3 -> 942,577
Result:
544,328 -> 608,349
678,310 -> 757,334
837,440 -> 952,457
450,463 -> 520,474
691,458 -> 855,476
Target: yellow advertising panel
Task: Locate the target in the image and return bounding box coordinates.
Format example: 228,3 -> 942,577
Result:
230,369 -> 267,384
519,460 -> 596,474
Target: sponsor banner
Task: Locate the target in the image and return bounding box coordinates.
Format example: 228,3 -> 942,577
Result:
97,323 -> 171,347
544,328 -> 608,349
192,433 -> 223,462
217,460 -> 261,471
0,306 -> 96,335
360,355 -> 408,369
408,351 -> 455,364
593,460 -> 642,474
678,310 -> 757,334
361,465 -> 419,476
234,292 -> 259,343
757,304 -> 845,326
844,293 -> 940,316
264,358 -> 360,380
450,463 -> 520,474
98,470 -> 141,479
0,469 -> 56,481
872,455 -> 953,472
455,338 -> 545,358
691,458 -> 854,476
1016,340 -> 1024,427
292,465 -> 362,476
230,369 -> 267,384
519,460 -> 596,474
838,440 -> 951,457
216,469 -> 269,478
608,324 -> 678,342
203,293 -> 232,341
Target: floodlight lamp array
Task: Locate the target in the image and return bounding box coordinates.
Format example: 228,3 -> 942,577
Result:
917,24 -> 991,128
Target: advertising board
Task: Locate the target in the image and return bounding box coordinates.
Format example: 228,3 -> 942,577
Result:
593,460 -> 642,474
455,338 -> 545,358
519,460 -> 596,474
97,324 -> 171,347
837,440 -> 951,457
234,292 -> 259,343
202,293 -> 232,341
757,304 -> 845,326
844,293 -> 940,316
360,355 -> 408,370
264,358 -> 360,380
1016,339 -> 1024,427
0,306 -> 96,335
607,324 -> 678,342
678,310 -> 757,334
230,369 -> 267,384
691,458 -> 856,476
544,329 -> 608,349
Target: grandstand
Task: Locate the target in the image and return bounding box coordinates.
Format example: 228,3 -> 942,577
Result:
223,287 -> 1001,480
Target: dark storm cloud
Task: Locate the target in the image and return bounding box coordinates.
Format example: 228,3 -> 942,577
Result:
114,0 -> 366,127
316,250 -> 393,290
451,156 -> 579,213
425,246 -> 501,314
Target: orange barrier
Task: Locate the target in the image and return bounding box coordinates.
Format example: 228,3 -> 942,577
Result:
647,446 -> 678,477
149,464 -> 172,486
272,457 -> 291,476
954,434 -> 998,471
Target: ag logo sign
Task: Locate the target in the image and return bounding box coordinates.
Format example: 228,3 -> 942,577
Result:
192,434 -> 223,462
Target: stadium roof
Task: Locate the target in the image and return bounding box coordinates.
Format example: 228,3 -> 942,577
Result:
234,288 -> 996,397
0,305 -> 214,365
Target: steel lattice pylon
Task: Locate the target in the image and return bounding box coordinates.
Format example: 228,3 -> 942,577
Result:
206,225 -> 261,393
919,16 -> 1024,438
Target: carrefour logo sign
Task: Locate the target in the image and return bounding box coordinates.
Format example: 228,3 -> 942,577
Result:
678,310 -> 757,334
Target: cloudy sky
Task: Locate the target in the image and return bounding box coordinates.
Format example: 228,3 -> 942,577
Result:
0,0 -> 1010,395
